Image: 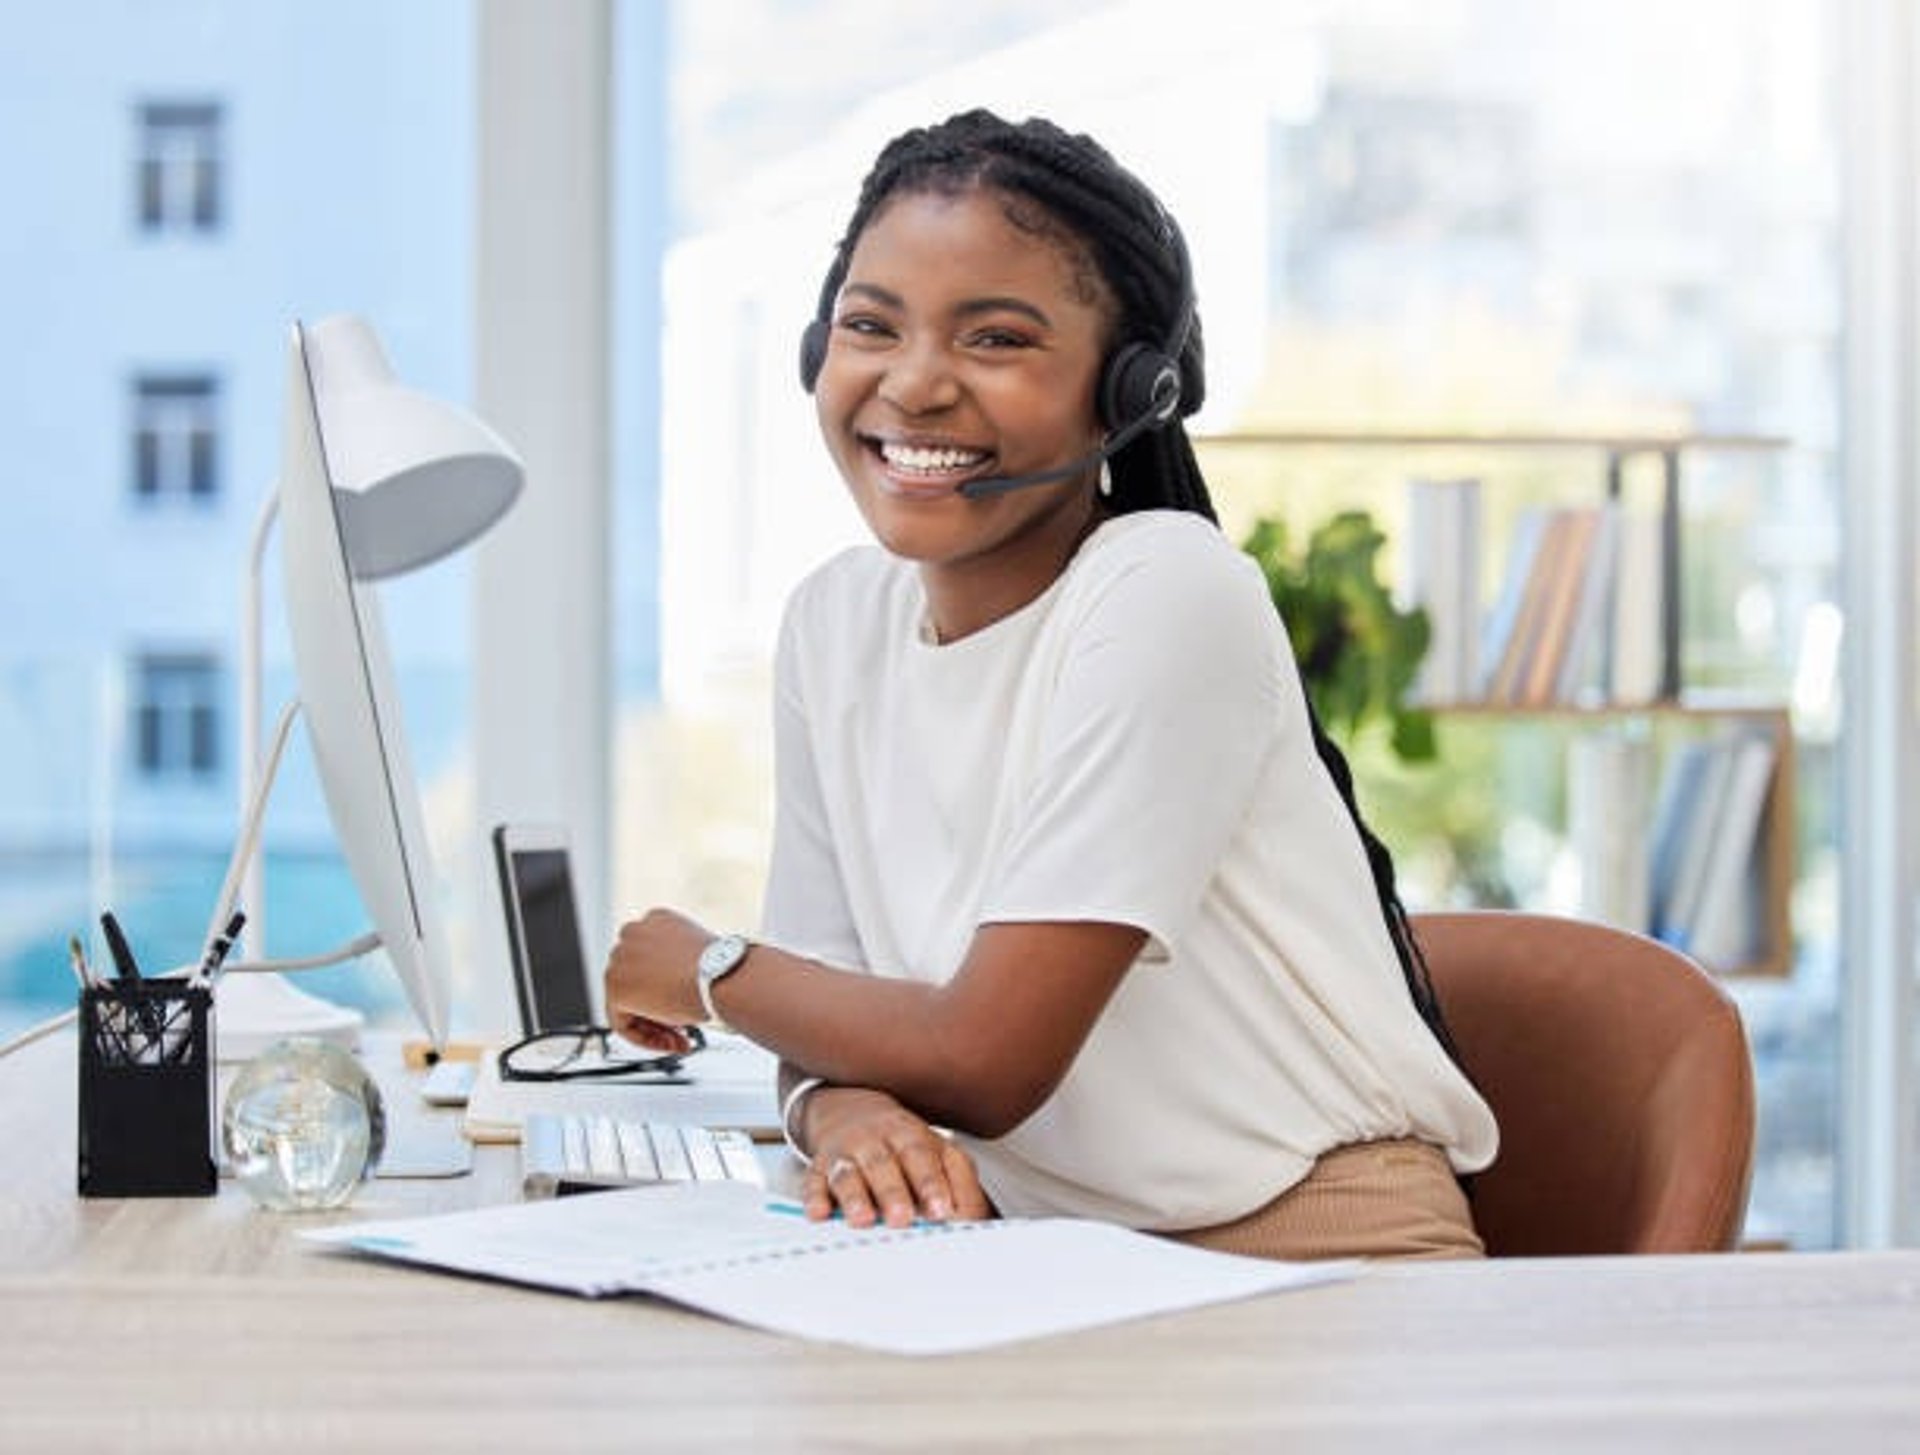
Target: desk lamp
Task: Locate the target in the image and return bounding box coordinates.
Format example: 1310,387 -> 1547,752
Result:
208,315 -> 522,1060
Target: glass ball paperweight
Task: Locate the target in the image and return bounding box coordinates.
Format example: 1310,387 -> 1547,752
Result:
222,1037 -> 386,1211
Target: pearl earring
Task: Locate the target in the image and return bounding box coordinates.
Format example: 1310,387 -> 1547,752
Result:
1098,459 -> 1114,498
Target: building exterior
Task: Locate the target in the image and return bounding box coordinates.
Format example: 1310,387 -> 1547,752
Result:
0,2 -> 482,1011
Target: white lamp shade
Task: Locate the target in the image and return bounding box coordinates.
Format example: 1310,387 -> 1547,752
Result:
303,314 -> 524,580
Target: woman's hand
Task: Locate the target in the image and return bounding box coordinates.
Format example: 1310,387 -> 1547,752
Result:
603,907 -> 712,1052
799,1086 -> 993,1228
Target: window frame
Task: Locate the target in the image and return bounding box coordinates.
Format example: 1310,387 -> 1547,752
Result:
130,373 -> 220,503
1837,0 -> 1920,1248
136,99 -> 224,235
468,0 -> 615,1036
129,649 -> 222,783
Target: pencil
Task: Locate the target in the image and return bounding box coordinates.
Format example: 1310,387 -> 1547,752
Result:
67,935 -> 94,992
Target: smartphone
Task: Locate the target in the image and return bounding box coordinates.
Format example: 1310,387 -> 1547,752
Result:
491,823 -> 597,1035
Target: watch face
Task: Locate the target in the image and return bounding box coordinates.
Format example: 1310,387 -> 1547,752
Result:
700,934 -> 748,979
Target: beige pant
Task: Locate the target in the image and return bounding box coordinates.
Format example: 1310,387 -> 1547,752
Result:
1166,1138 -> 1485,1263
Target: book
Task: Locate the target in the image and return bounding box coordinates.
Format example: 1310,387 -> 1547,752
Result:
1518,506 -> 1602,706
1553,503 -> 1621,703
461,1032 -> 781,1144
1647,738 -> 1721,942
1608,505 -> 1667,704
1648,731 -> 1777,964
1568,730 -> 1653,931
304,1181 -> 1360,1356
1402,477 -> 1483,703
1658,739 -> 1737,952
1482,507 -> 1566,703
1683,733 -> 1778,968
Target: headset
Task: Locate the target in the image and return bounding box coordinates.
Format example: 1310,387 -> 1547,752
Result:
797,208 -> 1196,498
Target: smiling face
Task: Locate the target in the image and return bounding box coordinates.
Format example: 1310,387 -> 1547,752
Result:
812,185 -> 1116,637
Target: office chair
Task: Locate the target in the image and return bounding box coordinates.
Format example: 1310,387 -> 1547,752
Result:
1413,909 -> 1756,1255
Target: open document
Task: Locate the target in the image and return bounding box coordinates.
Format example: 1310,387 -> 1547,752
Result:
304,1182 -> 1360,1356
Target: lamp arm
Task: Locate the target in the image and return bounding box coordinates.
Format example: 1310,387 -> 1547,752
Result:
203,695 -> 301,958
235,490 -> 280,962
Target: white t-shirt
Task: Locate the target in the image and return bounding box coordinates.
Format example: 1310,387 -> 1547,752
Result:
761,510 -> 1497,1229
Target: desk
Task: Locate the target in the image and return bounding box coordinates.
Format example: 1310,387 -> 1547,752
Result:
4,1031 -> 1918,1452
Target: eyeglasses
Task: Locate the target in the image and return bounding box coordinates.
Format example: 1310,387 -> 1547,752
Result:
496,1024 -> 706,1084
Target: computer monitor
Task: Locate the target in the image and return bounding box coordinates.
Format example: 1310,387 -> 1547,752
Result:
212,317 -> 519,1060
276,319 -> 454,1049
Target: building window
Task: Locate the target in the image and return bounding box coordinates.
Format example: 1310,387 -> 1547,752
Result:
131,653 -> 221,781
132,374 -> 219,502
136,100 -> 224,233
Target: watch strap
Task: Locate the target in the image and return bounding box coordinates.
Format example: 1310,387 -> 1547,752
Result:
695,933 -> 750,1024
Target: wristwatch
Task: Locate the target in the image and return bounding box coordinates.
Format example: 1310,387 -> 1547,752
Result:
695,933 -> 752,1024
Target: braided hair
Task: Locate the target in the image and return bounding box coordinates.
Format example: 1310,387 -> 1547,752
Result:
812,109 -> 1462,1069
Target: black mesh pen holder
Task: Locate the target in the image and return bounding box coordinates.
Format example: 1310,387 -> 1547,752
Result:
76,980 -> 217,1197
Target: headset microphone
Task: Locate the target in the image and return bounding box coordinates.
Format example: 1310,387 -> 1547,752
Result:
957,405 -> 1167,499
957,448 -> 1104,499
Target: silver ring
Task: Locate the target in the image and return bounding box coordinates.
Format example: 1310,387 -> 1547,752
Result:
824,1155 -> 857,1181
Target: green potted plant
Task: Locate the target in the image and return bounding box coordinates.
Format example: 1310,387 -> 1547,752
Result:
1239,510 -> 1435,762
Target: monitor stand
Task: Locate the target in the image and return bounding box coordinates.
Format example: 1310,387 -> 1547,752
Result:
214,971 -> 364,1062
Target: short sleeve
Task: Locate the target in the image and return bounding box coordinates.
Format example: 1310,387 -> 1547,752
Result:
980,525 -> 1294,951
759,589 -> 866,968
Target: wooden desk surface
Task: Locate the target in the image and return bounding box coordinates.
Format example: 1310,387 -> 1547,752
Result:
4,1029 -> 1919,1452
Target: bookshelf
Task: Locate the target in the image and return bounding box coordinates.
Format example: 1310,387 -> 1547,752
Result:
1198,429 -> 1795,977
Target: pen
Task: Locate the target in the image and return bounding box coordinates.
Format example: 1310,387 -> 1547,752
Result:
100,910 -> 142,985
100,909 -> 163,1047
195,910 -> 247,986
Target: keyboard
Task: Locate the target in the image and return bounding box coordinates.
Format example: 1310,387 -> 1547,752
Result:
521,1112 -> 764,1198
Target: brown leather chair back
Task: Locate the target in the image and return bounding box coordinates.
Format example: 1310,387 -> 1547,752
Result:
1413,910 -> 1756,1255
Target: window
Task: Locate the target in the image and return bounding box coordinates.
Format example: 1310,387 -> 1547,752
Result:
3,7 -> 476,1048
131,652 -> 221,781
646,2 -> 1849,1251
131,374 -> 219,502
136,101 -> 223,233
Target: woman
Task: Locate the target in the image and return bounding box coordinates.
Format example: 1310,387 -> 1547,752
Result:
605,109 -> 1497,1261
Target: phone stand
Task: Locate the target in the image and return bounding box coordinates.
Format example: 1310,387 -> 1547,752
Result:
76,980 -> 218,1198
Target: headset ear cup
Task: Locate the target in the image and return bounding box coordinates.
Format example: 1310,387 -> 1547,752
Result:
799,319 -> 829,393
1099,342 -> 1182,433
